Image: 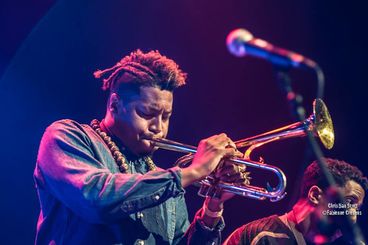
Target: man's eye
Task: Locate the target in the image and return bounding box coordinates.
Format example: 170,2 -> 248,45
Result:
138,111 -> 153,118
162,114 -> 171,121
345,198 -> 358,206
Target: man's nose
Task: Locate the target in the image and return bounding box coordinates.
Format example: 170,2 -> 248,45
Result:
149,116 -> 163,134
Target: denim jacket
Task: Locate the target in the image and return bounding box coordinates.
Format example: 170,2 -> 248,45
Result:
34,120 -> 224,244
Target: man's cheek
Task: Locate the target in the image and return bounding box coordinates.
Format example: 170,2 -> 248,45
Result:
346,208 -> 358,223
162,124 -> 169,137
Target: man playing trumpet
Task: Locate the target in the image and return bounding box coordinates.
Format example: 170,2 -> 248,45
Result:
34,49 -> 249,244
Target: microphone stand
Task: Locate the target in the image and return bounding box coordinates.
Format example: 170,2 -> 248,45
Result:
274,66 -> 365,245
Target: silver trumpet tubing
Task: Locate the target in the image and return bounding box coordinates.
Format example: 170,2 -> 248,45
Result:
144,99 -> 334,202
235,98 -> 334,160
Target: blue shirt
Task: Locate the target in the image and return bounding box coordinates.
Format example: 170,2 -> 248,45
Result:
34,120 -> 224,244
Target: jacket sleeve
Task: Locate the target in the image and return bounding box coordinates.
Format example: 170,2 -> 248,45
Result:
173,204 -> 225,245
223,224 -> 247,245
34,120 -> 185,224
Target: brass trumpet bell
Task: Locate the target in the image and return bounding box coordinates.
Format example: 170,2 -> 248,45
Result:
314,98 -> 334,150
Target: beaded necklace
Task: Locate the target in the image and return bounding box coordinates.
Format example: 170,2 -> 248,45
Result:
90,119 -> 156,173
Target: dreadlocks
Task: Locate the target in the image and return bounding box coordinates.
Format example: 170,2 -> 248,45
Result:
94,50 -> 187,93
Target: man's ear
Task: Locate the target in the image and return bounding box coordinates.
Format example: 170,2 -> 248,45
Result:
308,185 -> 323,205
108,93 -> 121,114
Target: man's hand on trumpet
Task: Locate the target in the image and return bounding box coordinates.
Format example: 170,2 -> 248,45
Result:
181,133 -> 239,188
201,157 -> 251,211
214,161 -> 251,185
181,133 -> 250,229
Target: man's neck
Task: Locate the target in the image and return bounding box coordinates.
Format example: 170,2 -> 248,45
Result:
102,115 -> 117,136
287,198 -> 313,236
287,198 -> 342,244
101,117 -> 135,159
100,118 -> 115,136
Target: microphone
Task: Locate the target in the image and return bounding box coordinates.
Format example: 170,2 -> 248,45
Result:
226,28 -> 317,69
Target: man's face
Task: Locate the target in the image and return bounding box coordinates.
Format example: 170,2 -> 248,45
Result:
311,180 -> 365,240
339,180 -> 365,223
113,86 -> 173,156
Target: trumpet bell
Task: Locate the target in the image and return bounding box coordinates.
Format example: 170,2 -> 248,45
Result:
314,98 -> 334,149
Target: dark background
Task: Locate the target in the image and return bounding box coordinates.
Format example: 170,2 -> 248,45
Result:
1,0 -> 367,243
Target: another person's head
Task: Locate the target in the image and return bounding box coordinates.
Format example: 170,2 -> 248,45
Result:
95,50 -> 187,156
299,158 -> 367,241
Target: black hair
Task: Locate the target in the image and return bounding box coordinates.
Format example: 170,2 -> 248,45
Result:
94,49 -> 187,95
300,158 -> 368,197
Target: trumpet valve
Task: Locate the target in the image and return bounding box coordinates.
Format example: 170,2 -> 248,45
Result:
198,178 -> 223,198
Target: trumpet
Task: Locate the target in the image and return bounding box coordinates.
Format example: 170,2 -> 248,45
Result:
145,99 -> 334,202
